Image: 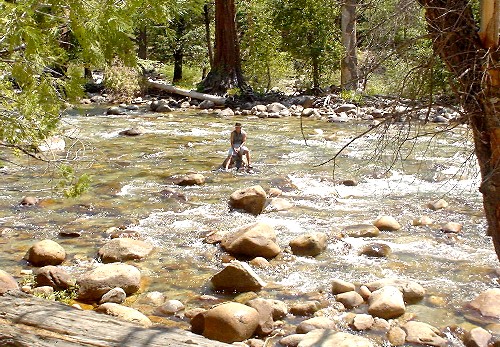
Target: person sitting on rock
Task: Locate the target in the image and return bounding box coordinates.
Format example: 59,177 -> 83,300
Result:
224,122 -> 251,170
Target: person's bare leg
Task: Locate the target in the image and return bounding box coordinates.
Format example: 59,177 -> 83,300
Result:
224,155 -> 231,170
245,152 -> 251,167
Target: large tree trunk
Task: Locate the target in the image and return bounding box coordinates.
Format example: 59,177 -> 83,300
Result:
204,4 -> 214,70
418,0 -> 500,260
341,0 -> 359,90
137,26 -> 148,60
173,18 -> 186,83
199,0 -> 248,95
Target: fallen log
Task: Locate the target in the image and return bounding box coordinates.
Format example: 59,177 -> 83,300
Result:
146,79 -> 226,106
0,291 -> 230,347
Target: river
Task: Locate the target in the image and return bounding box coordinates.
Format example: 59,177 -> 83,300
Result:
0,105 -> 496,341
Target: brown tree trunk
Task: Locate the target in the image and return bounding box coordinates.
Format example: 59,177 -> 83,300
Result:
200,0 -> 249,95
173,18 -> 186,83
418,0 -> 500,260
204,4 -> 214,70
137,26 -> 148,60
341,0 -> 359,90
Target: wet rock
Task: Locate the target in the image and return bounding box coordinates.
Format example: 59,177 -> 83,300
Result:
160,187 -> 187,202
268,299 -> 289,320
267,187 -> 283,197
204,229 -> 228,244
464,327 -> 491,347
343,224 -> 380,237
388,326 -> 407,346
365,278 -> 425,302
403,321 -> 447,347
20,196 -> 38,206
368,285 -> 405,319
359,242 -> 392,258
440,222 -> 462,233
267,102 -> 288,113
249,257 -> 271,268
77,263 -> 141,302
331,278 -> 355,294
373,216 -> 401,231
296,316 -> 336,334
289,232 -> 328,257
265,198 -> 294,212
297,330 -> 374,347
96,303 -> 152,327
336,291 -> 364,309
335,103 -> 357,113
156,299 -> 185,315
99,287 -> 126,304
25,239 -> 66,266
143,291 -> 165,306
302,108 -> 320,117
59,230 -> 83,237
119,127 -> 144,136
468,288 -> 500,319
219,108 -> 235,116
229,185 -> 267,215
34,265 -> 74,290
412,216 -> 434,226
210,260 -> 266,292
106,106 -> 126,115
175,173 -> 205,186
0,269 -> 19,295
199,100 -> 215,109
221,222 -> 280,259
191,302 -> 259,343
98,238 -> 154,263
32,286 -> 54,296
351,314 -> 374,331
280,334 -> 304,347
289,301 -> 321,316
246,298 -> 275,336
341,179 -> 358,186
428,198 -> 449,210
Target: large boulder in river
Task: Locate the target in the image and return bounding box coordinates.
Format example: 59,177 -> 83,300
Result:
34,266 -> 74,290
221,222 -> 280,258
298,330 -> 374,347
0,269 -> 19,295
365,278 -> 425,302
468,288 -> 500,319
175,173 -> 205,186
373,216 -> 401,231
77,263 -> 141,302
96,303 -> 152,327
98,238 -> 154,263
191,302 -> 259,343
25,239 -> 66,266
210,260 -> 266,292
289,232 -> 328,257
368,285 -> 405,319
402,321 -> 447,347
229,185 -> 267,215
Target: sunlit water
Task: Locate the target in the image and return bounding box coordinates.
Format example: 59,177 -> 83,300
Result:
0,105 -> 497,338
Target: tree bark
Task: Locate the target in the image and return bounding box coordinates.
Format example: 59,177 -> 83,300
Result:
199,0 -> 249,95
173,18 -> 186,83
204,4 -> 214,70
341,0 -> 359,91
137,26 -> 148,60
418,0 -> 500,260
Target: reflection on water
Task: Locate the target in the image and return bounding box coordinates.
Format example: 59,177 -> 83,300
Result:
0,106 -> 496,330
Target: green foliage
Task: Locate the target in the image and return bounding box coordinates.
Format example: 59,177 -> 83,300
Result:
57,164 -> 91,198
33,284 -> 80,305
158,63 -> 204,88
271,0 -> 343,88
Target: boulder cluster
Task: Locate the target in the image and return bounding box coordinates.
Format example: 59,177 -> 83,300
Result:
4,189 -> 497,347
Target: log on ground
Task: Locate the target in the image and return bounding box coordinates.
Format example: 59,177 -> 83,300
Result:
0,291 -> 230,347
146,79 -> 227,105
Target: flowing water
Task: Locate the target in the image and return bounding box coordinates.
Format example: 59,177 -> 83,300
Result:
0,105 -> 497,340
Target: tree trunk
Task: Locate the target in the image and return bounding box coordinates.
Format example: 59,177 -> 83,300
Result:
199,0 -> 249,95
418,0 -> 500,261
341,0 -> 359,91
173,18 -> 186,83
137,26 -> 148,60
312,55 -> 320,89
204,4 -> 214,70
